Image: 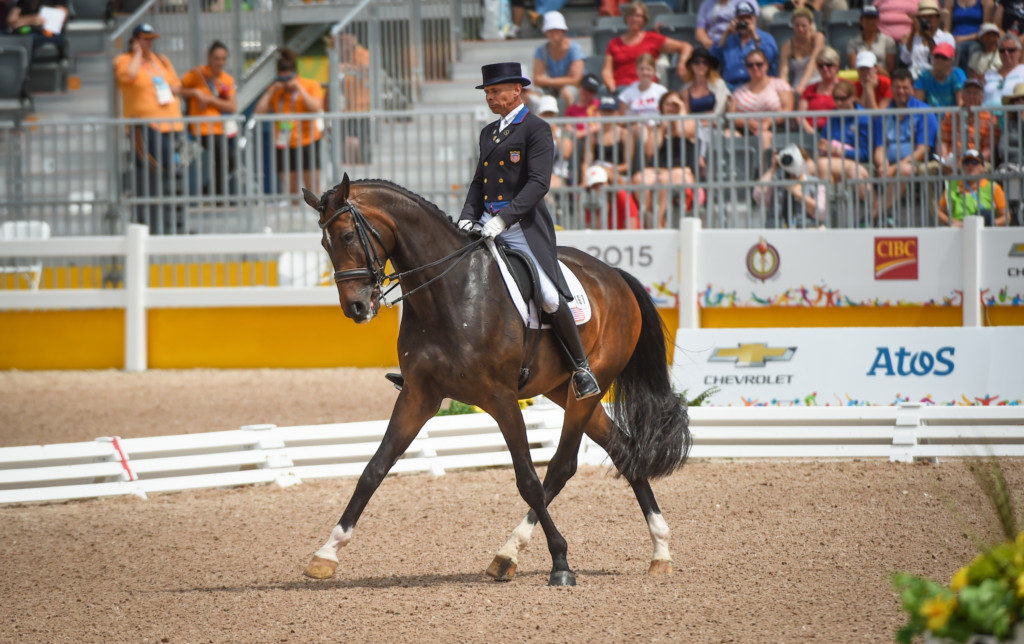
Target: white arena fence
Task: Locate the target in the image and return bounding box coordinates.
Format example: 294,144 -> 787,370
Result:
1,402 -> 1021,505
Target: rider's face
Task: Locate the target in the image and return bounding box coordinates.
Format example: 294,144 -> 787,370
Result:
484,83 -> 522,116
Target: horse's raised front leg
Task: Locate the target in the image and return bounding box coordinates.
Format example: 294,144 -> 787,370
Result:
486,396 -> 576,586
304,386 -> 441,579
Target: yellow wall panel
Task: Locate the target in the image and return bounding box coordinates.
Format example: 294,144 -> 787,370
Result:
699,306 -> 964,328
0,310 -> 124,369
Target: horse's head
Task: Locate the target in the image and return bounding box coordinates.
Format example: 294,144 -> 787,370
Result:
303,174 -> 391,323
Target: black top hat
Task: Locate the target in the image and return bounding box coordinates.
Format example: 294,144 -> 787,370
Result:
476,62 -> 531,89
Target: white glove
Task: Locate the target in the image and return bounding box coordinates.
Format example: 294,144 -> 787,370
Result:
457,219 -> 477,233
481,216 -> 506,239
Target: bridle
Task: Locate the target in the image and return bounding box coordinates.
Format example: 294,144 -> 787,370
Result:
318,198 -> 487,307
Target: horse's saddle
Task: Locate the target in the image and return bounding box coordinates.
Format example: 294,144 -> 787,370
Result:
488,240 -> 592,329
494,242 -> 539,319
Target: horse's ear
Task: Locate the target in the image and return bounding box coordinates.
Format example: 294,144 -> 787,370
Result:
301,188 -> 320,211
339,173 -> 350,201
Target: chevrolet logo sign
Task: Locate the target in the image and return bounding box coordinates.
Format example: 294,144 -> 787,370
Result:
709,343 -> 796,367
1011,243 -> 1024,257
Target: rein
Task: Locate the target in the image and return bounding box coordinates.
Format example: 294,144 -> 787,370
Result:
319,199 -> 487,307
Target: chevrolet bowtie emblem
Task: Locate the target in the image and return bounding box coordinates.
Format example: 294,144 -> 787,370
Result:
709,343 -> 796,367
1010,242 -> 1024,257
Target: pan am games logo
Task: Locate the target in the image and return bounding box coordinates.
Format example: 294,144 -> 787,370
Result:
874,236 -> 918,280
746,237 -> 780,283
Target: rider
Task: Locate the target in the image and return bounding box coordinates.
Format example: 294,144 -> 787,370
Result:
459,62 -> 601,400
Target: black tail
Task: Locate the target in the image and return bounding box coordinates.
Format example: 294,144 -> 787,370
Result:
607,269 -> 691,481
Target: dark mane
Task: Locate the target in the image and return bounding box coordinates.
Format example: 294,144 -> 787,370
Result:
351,178 -> 464,235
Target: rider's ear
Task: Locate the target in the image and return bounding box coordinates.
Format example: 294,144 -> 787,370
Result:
301,188 -> 319,210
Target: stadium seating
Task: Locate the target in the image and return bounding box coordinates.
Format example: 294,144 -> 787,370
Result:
0,45 -> 32,123
65,0 -> 114,55
826,9 -> 862,66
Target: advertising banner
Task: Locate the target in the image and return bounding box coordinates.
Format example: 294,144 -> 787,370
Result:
559,229 -> 678,308
672,327 -> 1024,406
698,229 -> 962,308
981,230 -> 1024,307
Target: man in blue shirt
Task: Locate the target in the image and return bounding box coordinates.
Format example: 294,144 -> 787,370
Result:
874,68 -> 939,210
710,0 -> 779,89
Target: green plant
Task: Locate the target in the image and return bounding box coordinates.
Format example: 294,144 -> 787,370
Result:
677,386 -> 720,407
435,400 -> 479,416
891,459 -> 1024,643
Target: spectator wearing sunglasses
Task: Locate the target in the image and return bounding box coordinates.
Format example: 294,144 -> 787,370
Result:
914,42 -> 966,105
798,47 -> 841,135
937,148 -> 1008,225
983,33 -> 1024,106
729,48 -> 794,151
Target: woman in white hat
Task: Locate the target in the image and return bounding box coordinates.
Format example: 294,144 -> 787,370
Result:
531,11 -> 585,107
899,0 -> 956,78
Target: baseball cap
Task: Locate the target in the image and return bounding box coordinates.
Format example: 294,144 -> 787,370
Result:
585,165 -> 609,187
598,95 -> 619,112
536,95 -> 559,116
961,148 -> 982,162
861,5 -> 880,17
580,73 -> 601,94
978,22 -> 1000,37
964,77 -> 984,89
131,23 -> 159,39
855,50 -> 877,68
542,11 -> 568,33
932,42 -> 955,58
735,1 -> 757,16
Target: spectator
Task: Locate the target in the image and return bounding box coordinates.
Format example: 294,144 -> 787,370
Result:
679,46 -> 731,174
565,73 -> 601,128
6,0 -> 67,61
874,68 -> 940,208
968,23 -> 1002,77
753,144 -> 829,227
875,0 -> 924,41
328,32 -> 371,164
181,41 -> 237,197
114,23 -> 186,234
900,0 -> 956,79
999,82 -> 1024,168
531,11 -> 585,108
915,42 -> 967,105
779,8 -> 825,95
937,148 -> 1008,225
633,91 -> 699,226
940,77 -> 997,162
711,1 -> 779,90
993,0 -> 1024,33
601,1 -> 693,94
619,53 -> 668,117
585,95 -> 633,182
983,33 -> 1024,106
536,95 -> 575,195
943,0 -> 994,47
729,48 -> 794,150
254,48 -> 325,196
854,51 -> 894,108
846,5 -> 899,73
696,0 -> 757,50
583,164 -> 642,229
798,46 -> 841,135
817,80 -> 880,208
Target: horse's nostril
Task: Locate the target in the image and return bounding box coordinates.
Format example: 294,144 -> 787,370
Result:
350,301 -> 366,317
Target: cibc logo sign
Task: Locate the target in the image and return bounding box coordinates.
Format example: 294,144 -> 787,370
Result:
867,347 -> 955,376
874,237 -> 918,280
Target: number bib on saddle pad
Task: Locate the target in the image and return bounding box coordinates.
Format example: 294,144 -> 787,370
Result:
486,240 -> 591,328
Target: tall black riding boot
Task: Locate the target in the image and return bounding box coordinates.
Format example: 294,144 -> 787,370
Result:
550,297 -> 601,400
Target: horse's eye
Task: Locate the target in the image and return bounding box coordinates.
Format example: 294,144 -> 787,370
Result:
343,231 -> 356,245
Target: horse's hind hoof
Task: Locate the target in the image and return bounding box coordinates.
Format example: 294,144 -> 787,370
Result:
485,555 -> 517,581
303,556 -> 338,580
647,559 -> 674,575
548,570 -> 576,587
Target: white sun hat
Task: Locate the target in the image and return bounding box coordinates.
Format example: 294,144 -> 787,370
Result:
542,11 -> 569,32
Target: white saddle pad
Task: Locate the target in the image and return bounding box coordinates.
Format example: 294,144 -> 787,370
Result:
487,240 -> 592,328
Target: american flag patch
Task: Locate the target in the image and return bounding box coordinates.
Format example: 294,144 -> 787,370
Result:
571,306 -> 586,323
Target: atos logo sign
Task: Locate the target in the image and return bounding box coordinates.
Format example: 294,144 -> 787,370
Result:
867,347 -> 955,377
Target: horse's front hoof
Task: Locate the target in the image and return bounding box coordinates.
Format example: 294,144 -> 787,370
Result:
303,556 -> 338,579
548,570 -> 576,587
647,559 -> 674,575
485,555 -> 517,581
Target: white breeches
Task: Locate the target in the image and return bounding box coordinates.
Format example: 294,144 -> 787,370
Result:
480,212 -> 561,314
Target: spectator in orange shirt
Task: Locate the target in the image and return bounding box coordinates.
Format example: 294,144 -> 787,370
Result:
181,41 -> 238,197
113,23 -> 186,234
333,32 -> 371,164
939,77 -> 998,163
255,48 -> 325,196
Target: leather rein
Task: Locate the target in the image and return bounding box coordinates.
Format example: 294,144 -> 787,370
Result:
318,199 -> 486,307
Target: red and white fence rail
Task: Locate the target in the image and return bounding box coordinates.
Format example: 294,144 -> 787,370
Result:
1,403 -> 1022,505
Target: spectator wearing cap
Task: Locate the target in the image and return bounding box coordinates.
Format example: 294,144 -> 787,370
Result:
915,42 -> 966,105
798,47 -> 841,135
585,95 -> 633,182
874,68 -> 940,208
937,148 -> 1008,225
846,5 -> 899,72
711,0 -> 779,90
779,8 -> 826,96
942,0 -> 994,47
983,33 -> 1024,106
565,73 -> 602,134
6,0 -> 67,61
729,48 -> 794,151
900,0 -> 957,78
696,0 -> 757,50
114,23 -> 187,234
939,76 -> 998,162
583,164 -> 641,230
994,0 -> 1024,33
601,1 -> 693,94
967,23 -> 1002,77
531,11 -> 586,108
854,51 -> 894,108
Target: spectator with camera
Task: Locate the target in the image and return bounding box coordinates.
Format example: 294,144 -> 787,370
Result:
779,8 -> 826,96
915,42 -> 966,105
531,11 -> 585,108
601,1 -> 693,94
254,48 -> 324,197
900,0 -> 956,79
728,48 -> 793,151
854,51 -> 894,108
846,5 -> 899,73
711,0 -> 779,90
937,148 -> 1008,225
696,0 -> 757,50
753,144 -> 829,227
181,41 -> 237,198
874,68 -> 940,208
817,80 -> 880,210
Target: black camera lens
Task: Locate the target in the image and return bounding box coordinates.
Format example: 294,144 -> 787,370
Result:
779,152 -> 794,167
738,19 -> 748,28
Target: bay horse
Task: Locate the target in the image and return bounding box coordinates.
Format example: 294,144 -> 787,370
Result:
301,174 -> 690,586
